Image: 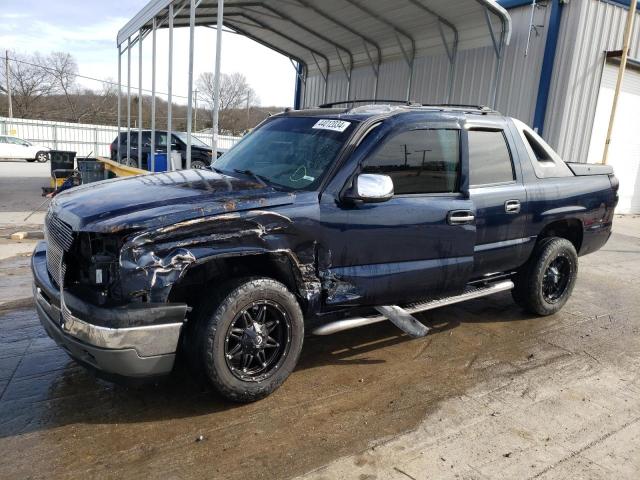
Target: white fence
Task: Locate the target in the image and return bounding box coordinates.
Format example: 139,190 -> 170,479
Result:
0,117 -> 241,158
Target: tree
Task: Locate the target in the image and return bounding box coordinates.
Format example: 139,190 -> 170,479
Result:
196,71 -> 258,134
2,51 -> 56,118
49,52 -> 79,121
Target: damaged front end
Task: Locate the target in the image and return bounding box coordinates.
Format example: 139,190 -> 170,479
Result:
114,209 -> 322,311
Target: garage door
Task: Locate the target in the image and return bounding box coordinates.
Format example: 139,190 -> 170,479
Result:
587,61 -> 640,214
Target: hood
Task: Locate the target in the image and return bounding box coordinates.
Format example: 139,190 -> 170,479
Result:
51,169 -> 295,233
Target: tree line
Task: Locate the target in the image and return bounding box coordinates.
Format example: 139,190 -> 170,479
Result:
0,51 -> 284,135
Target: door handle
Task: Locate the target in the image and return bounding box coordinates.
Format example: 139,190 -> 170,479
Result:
447,210 -> 475,225
505,200 -> 521,214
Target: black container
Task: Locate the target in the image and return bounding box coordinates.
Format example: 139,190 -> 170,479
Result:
77,158 -> 105,184
49,150 -> 77,173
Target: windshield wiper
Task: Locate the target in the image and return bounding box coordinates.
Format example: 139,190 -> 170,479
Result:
232,168 -> 270,187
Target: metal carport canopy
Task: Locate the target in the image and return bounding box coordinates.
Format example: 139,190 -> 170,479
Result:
116,0 -> 511,171
118,0 -> 511,102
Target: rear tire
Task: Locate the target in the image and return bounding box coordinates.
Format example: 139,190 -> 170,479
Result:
125,157 -> 139,168
36,151 -> 49,163
512,237 -> 578,316
192,277 -> 304,403
190,159 -> 207,170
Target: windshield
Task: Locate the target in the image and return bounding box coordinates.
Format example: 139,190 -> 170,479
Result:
212,116 -> 357,190
174,132 -> 210,149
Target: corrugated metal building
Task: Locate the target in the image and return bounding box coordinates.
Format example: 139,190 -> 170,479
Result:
298,0 -> 640,213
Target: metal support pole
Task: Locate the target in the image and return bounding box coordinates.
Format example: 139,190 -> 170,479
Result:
485,8 -> 506,109
603,0 -> 638,165
246,91 -> 250,131
186,0 -> 196,169
5,50 -> 13,119
117,45 -> 122,162
151,17 -> 157,172
212,0 -> 225,159
138,29 -> 143,169
127,37 -> 132,163
167,3 -> 174,168
194,89 -> 198,132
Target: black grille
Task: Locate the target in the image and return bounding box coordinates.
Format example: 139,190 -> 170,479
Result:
45,211 -> 74,287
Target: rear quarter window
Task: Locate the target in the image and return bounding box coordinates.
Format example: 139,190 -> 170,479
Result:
512,119 -> 573,179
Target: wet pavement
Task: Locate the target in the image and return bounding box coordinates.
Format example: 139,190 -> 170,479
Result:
0,228 -> 639,479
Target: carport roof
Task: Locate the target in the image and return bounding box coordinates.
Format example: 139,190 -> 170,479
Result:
118,0 -> 511,74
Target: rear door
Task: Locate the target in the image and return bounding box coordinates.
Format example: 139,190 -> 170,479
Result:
466,123 -> 528,276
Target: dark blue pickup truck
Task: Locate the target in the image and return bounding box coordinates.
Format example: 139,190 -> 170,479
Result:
32,104 -> 618,402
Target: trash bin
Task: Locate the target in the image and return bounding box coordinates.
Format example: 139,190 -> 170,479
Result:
77,158 -> 105,184
49,150 -> 76,188
148,152 -> 168,172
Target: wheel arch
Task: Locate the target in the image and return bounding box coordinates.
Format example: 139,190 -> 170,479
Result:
537,218 -> 584,253
167,250 -> 316,313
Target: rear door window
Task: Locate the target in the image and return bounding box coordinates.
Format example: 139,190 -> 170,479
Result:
468,130 -> 515,186
363,129 -> 460,194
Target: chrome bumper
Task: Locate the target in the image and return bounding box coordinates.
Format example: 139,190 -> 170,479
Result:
31,241 -> 187,379
34,285 -> 183,358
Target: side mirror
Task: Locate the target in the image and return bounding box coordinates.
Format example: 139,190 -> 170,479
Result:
347,173 -> 394,204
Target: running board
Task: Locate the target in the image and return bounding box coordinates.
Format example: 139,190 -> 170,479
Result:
375,305 -> 430,338
312,280 -> 514,336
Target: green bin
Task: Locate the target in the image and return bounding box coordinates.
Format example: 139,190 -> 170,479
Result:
78,158 -> 105,184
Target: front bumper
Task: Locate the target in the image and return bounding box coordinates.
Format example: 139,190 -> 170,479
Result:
31,242 -> 187,379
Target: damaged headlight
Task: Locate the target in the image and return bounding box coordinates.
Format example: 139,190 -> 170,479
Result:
73,232 -> 122,290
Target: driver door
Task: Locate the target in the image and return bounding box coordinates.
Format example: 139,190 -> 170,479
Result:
318,126 -> 476,307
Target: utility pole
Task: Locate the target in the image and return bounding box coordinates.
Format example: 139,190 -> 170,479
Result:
5,50 -> 13,119
603,0 -> 637,165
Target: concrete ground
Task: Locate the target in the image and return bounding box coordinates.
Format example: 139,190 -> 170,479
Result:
0,160 -> 639,479
0,160 -> 50,228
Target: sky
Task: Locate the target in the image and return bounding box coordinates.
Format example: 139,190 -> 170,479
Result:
0,0 -> 297,107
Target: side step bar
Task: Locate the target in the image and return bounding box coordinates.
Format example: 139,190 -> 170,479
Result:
312,280 -> 514,336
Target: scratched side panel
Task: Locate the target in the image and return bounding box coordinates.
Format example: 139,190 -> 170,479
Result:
316,194 -> 476,307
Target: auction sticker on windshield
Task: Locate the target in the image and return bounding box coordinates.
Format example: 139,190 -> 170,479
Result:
312,119 -> 351,132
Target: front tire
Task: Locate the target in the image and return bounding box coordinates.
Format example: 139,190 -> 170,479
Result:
512,237 -> 578,316
194,277 -> 304,403
190,159 -> 207,170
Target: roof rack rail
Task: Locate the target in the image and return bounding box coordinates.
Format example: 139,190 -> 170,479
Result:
314,100 -> 500,115
318,99 -> 413,108
425,103 -> 497,113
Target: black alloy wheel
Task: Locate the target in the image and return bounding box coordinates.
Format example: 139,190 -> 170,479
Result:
224,300 -> 291,382
541,254 -> 572,303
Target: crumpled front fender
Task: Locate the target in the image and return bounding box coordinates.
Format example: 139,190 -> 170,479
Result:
117,210 -> 320,304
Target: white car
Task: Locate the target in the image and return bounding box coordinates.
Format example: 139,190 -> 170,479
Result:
0,135 -> 50,162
